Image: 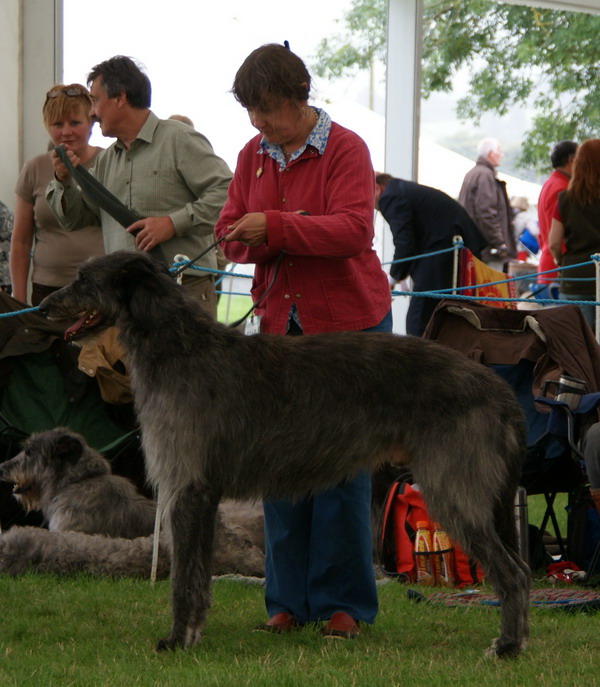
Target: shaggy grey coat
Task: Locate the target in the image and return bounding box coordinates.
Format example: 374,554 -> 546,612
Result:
39,251 -> 530,658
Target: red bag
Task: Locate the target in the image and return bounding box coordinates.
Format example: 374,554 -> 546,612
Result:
378,477 -> 485,586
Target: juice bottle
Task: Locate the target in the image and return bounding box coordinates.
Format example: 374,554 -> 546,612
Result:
432,522 -> 455,587
414,521 -> 435,585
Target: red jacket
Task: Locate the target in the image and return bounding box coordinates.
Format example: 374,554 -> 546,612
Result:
537,170 -> 569,283
214,122 -> 390,334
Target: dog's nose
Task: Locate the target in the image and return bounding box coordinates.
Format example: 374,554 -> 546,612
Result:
37,300 -> 48,315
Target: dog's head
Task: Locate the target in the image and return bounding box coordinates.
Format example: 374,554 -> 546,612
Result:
0,428 -> 93,510
38,251 -> 172,343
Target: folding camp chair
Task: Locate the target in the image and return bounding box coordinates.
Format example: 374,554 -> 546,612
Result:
423,300 -> 600,566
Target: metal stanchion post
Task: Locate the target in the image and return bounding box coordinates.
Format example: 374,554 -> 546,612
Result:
151,492 -> 162,584
452,236 -> 462,294
594,254 -> 600,344
514,486 -> 529,565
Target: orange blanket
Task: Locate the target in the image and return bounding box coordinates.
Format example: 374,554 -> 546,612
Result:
459,248 -> 517,309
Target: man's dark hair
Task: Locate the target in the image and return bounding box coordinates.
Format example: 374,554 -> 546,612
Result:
88,55 -> 151,109
232,43 -> 311,110
375,173 -> 394,187
550,140 -> 578,169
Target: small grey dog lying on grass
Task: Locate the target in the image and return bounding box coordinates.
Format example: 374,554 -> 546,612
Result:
0,427 -> 156,537
0,428 -> 264,578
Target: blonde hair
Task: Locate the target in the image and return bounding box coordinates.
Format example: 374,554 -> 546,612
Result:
42,83 -> 93,129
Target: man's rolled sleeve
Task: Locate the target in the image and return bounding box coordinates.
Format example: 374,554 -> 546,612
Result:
46,177 -> 100,230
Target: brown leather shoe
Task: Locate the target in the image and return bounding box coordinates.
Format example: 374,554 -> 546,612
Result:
321,611 -> 360,639
254,612 -> 300,633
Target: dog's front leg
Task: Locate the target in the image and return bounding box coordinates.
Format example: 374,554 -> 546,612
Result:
156,483 -> 220,651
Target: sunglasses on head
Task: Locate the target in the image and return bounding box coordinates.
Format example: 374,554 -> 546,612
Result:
46,86 -> 88,99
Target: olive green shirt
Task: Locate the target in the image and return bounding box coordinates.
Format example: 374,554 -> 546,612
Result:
47,111 -> 232,274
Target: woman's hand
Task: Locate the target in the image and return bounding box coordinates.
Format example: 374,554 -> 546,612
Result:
225,213 -> 268,247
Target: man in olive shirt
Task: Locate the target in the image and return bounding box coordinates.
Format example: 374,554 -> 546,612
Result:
47,55 -> 232,316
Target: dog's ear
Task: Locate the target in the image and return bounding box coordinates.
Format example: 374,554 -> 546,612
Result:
115,253 -> 171,300
53,434 -> 84,464
115,253 -> 174,325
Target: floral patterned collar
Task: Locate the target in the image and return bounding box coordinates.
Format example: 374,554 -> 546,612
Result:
259,107 -> 331,170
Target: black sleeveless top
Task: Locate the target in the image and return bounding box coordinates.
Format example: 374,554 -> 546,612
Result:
557,190 -> 600,295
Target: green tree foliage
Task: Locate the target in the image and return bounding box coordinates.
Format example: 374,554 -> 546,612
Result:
313,0 -> 387,78
312,0 -> 600,171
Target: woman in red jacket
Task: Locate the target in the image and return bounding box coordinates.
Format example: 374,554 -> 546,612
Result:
214,43 -> 391,638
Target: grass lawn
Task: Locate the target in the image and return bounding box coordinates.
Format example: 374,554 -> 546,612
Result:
0,493 -> 595,687
0,572 -> 597,687
217,294 -> 252,326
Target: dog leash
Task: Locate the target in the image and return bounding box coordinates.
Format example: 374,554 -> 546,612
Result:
228,252 -> 285,329
171,235 -> 228,279
172,235 -> 284,329
53,145 -> 168,266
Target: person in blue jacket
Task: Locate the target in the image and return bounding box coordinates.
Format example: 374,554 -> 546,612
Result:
376,174 -> 486,336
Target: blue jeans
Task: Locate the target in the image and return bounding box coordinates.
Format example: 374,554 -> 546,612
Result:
559,292 -> 597,331
264,310 -> 393,624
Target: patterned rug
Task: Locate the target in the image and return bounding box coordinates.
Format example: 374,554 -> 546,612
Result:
406,587 -> 600,612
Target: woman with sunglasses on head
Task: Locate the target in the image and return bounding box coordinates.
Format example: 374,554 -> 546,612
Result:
10,84 -> 104,305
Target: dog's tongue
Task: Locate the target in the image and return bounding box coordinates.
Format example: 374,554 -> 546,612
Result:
64,310 -> 101,341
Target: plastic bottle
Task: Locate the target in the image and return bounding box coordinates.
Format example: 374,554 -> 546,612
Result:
432,522 -> 455,587
414,521 -> 435,585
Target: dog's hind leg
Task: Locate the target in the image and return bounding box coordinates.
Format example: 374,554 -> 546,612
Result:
483,497 -> 532,655
415,441 -> 529,658
466,519 -> 531,659
156,483 -> 220,651
427,504 -> 530,658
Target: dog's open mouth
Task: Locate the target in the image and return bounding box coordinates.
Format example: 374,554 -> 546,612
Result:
64,310 -> 103,341
12,482 -> 29,495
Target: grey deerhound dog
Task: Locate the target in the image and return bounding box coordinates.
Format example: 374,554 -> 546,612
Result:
39,251 -> 530,658
0,428 -> 264,578
0,427 -> 156,537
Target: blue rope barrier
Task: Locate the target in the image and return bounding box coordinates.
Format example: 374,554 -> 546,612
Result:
428,259 -> 596,295
170,262 -> 252,279
0,306 -> 40,318
384,240 -> 598,290
382,243 -> 463,266
216,291 -> 252,297
386,243 -> 600,306
390,290 -> 600,308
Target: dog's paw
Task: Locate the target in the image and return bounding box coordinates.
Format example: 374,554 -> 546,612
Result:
155,636 -> 181,652
484,637 -> 524,659
155,626 -> 202,652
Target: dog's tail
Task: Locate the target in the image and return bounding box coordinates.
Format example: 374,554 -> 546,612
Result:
0,527 -> 171,579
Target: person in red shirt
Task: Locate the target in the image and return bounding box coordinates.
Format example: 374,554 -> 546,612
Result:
214,43 -> 391,639
537,140 -> 577,284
